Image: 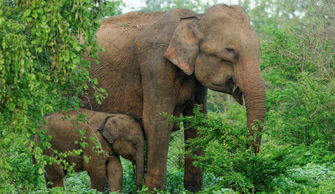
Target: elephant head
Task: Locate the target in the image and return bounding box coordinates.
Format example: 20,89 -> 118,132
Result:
100,115 -> 145,189
164,5 -> 265,152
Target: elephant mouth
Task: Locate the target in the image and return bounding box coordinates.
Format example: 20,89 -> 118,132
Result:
210,83 -> 244,105
210,78 -> 244,105
232,86 -> 244,105
225,77 -> 244,105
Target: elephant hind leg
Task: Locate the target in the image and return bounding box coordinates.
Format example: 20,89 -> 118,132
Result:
44,164 -> 65,188
183,90 -> 206,192
184,126 -> 203,192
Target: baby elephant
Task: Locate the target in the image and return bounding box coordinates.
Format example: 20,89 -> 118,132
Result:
40,109 -> 144,192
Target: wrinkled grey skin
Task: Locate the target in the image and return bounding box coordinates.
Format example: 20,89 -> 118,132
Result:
40,109 -> 144,192
84,4 -> 265,192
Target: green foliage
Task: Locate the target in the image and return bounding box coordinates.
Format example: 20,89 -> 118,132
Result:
30,172 -> 99,193
0,0 -> 122,192
168,104 -> 335,192
164,130 -> 189,193
120,158 -> 137,193
101,0 -> 124,16
240,0 -> 335,35
168,106 -> 288,192
261,26 -> 335,149
266,73 -> 335,148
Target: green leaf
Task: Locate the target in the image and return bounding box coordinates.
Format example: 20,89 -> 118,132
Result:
36,47 -> 42,53
32,12 -> 38,19
23,9 -> 31,17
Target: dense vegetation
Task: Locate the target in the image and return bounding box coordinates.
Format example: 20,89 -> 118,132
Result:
0,0 -> 120,192
1,0 -> 334,193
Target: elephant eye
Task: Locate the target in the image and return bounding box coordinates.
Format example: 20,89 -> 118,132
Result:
221,58 -> 233,64
225,47 -> 239,58
226,47 -> 236,55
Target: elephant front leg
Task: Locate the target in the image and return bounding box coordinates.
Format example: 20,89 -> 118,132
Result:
144,117 -> 173,190
139,54 -> 181,190
141,97 -> 175,190
44,164 -> 65,188
106,155 -> 123,192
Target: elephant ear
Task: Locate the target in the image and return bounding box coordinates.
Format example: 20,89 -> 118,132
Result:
164,18 -> 201,75
99,116 -> 119,145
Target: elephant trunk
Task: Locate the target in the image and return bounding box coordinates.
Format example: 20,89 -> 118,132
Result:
237,58 -> 266,153
135,143 -> 144,190
244,84 -> 266,153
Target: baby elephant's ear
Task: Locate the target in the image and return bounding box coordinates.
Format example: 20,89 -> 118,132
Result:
99,116 -> 118,145
102,129 -> 116,145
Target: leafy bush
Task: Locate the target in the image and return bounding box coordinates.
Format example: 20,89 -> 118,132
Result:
167,106 -> 287,192
29,172 -> 99,194
0,0 -> 121,192
121,158 -> 137,193
261,27 -> 335,150
266,74 -> 335,149
168,101 -> 334,192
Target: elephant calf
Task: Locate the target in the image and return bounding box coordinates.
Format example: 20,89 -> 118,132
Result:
39,109 -> 144,192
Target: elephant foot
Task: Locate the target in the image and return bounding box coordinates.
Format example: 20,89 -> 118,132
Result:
184,156 -> 203,192
45,176 -> 64,188
184,178 -> 202,192
145,172 -> 165,191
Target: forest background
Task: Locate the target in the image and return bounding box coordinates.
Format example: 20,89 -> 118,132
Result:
0,0 -> 334,193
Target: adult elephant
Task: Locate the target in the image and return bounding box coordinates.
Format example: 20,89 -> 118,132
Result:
84,4 -> 265,192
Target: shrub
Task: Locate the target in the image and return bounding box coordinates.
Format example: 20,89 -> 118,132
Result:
0,0 -> 120,192
167,106 -> 289,192
168,102 -> 335,192
262,27 -> 335,150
